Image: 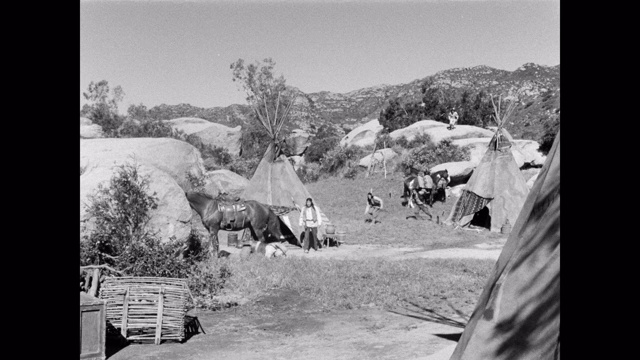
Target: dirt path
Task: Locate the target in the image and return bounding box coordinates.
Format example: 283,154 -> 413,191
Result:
107,289 -> 466,360
221,238 -> 506,262
106,241 -> 504,359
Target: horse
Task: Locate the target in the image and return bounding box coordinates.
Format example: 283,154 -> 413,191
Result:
401,169 -> 451,207
185,191 -> 287,258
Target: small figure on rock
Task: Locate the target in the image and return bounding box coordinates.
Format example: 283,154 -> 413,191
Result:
448,108 -> 459,130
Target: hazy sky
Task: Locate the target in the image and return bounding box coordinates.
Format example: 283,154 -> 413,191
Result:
80,0 -> 560,111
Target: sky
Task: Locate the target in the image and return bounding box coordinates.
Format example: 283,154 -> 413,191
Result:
80,0 -> 560,112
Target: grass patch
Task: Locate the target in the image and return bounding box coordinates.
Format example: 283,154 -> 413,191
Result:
220,255 -> 494,317
305,174 -> 503,248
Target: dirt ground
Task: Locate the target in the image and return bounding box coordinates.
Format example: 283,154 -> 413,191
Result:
105,240 -> 504,360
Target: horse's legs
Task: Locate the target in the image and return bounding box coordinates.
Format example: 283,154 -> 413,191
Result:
208,225 -> 220,260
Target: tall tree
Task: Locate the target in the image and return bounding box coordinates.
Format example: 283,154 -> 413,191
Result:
230,58 -> 296,158
82,80 -> 126,136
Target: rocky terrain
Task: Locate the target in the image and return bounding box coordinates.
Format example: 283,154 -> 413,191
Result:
143,63 -> 559,140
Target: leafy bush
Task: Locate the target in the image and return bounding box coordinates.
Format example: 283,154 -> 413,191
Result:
296,162 -> 321,183
320,145 -> 367,175
394,135 -> 409,148
80,162 -> 159,266
118,119 -> 185,139
80,162 -> 232,309
374,132 -> 395,149
399,140 -> 469,173
184,134 -> 233,170
228,157 -> 261,178
406,133 -> 434,149
343,166 -> 361,180
538,116 -> 560,155
305,136 -> 340,163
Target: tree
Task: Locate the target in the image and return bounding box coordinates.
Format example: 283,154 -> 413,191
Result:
82,80 -> 126,136
230,58 -> 293,135
127,103 -> 150,121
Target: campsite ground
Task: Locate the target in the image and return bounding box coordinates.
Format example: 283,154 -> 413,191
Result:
106,174 -> 506,359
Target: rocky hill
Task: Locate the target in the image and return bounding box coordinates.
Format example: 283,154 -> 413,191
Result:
146,63 -> 559,141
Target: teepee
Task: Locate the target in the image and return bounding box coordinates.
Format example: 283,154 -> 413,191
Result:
445,96 -> 529,232
240,85 -> 330,242
450,130 -> 560,360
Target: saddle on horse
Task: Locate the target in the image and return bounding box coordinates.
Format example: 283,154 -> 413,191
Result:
217,200 -> 248,230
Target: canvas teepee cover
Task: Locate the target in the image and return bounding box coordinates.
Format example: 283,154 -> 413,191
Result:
242,141 -> 330,239
238,84 -> 330,240
449,131 -> 560,360
445,97 -> 529,232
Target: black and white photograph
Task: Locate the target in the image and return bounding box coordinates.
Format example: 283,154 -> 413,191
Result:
80,1 -> 560,359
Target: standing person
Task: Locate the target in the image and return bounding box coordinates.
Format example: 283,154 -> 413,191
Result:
365,192 -> 384,224
299,197 -> 322,253
448,108 -> 459,130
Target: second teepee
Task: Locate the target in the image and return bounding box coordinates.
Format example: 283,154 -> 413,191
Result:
445,95 -> 529,232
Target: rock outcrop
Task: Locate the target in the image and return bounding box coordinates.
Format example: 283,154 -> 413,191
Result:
164,117 -> 242,156
80,138 -> 207,243
390,120 -> 494,144
358,148 -> 398,168
203,169 -> 249,197
80,163 -> 193,243
340,119 -> 383,147
80,138 -> 205,191
80,117 -> 104,139
430,161 -> 475,186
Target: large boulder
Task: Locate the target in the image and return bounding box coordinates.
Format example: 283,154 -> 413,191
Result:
390,120 -> 494,144
430,161 -> 475,186
358,148 -> 398,168
80,138 -> 206,191
203,169 -> 249,197
80,163 -> 193,243
340,119 -> 383,147
164,117 -> 242,156
80,117 -> 104,139
452,137 -> 546,168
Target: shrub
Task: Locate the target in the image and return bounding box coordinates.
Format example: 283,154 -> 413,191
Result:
190,140 -> 233,170
228,157 -> 261,178
118,119 -> 185,139
320,145 -> 367,175
343,166 -> 361,180
406,133 -> 434,149
296,162 -> 321,183
305,136 -> 340,163
399,139 -> 469,173
538,116 -> 560,155
80,162 -> 159,267
374,132 -> 395,149
395,135 -> 409,148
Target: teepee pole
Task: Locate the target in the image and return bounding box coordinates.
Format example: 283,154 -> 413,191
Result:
262,96 -> 274,136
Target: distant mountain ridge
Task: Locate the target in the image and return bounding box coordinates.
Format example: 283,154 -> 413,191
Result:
147,63 -> 559,141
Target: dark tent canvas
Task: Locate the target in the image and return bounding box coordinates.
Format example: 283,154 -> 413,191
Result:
445,97 -> 529,232
449,131 -> 560,360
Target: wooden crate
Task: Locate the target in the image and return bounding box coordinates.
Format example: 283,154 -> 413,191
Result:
99,277 -> 191,345
80,292 -> 106,360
